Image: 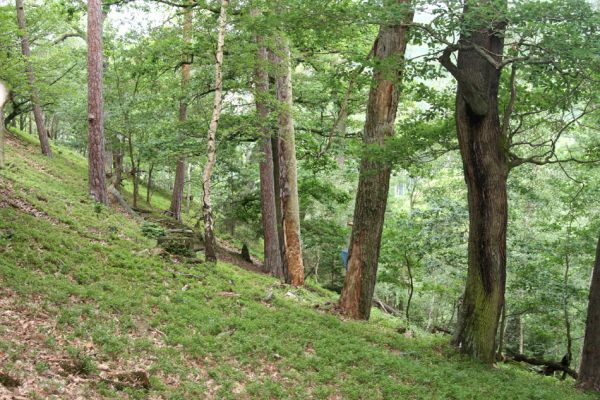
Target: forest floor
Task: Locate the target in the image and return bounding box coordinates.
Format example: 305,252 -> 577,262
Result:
0,130 -> 595,399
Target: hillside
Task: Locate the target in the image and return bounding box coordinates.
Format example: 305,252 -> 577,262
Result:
0,131 -> 593,399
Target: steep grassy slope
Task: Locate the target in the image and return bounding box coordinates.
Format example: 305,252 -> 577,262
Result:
0,131 -> 594,399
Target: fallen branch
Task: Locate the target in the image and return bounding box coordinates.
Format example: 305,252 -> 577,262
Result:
372,298 -> 401,317
504,353 -> 578,379
108,185 -> 142,221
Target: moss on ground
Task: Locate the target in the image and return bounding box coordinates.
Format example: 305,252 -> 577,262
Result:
0,131 -> 595,399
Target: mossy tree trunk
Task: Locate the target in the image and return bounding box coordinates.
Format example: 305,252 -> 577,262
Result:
338,0 -> 412,319
439,0 -> 508,364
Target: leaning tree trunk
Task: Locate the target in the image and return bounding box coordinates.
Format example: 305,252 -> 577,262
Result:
440,1 -> 509,364
272,34 -> 304,286
15,0 -> 52,157
578,234 -> 600,392
170,2 -> 192,222
338,0 -> 412,319
253,14 -> 283,278
202,0 -> 228,263
86,0 -> 108,204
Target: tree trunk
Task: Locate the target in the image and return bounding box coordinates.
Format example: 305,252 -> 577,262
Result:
171,160 -> 186,220
202,0 -> 227,263
254,15 -> 283,278
146,162 -> 154,204
272,134 -> 287,279
15,0 -> 52,157
578,234 -> 600,392
272,33 -> 304,286
440,1 -> 508,364
113,142 -> 123,190
126,134 -> 138,208
0,81 -> 7,169
185,163 -> 193,214
170,2 -> 192,222
86,0 -> 107,204
339,0 -> 412,318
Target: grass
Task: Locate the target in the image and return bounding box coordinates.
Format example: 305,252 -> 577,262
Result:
0,130 -> 595,399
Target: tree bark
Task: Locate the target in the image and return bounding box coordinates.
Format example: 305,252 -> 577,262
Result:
86,0 -> 108,204
113,141 -> 123,190
202,0 -> 227,263
272,33 -> 304,286
441,1 -> 509,364
170,2 -> 192,222
253,14 -> 284,278
15,0 -> 52,157
0,81 -> 7,169
146,162 -> 154,204
578,234 -> 600,392
339,0 -> 412,318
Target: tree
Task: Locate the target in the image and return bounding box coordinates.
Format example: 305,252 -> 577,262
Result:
271,33 -> 304,286
339,0 -> 413,319
436,0 -> 508,363
431,0 -> 600,363
202,0 -> 228,262
253,11 -> 283,278
15,0 -> 52,157
169,1 -> 193,222
579,234 -> 600,392
86,0 -> 107,204
0,81 -> 8,168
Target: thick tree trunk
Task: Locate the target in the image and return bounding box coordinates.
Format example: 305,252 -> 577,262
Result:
170,3 -> 192,222
339,0 -> 412,319
254,17 -> 284,278
86,0 -> 107,204
438,1 -> 508,364
578,234 -> 600,392
272,134 -> 287,279
202,0 -> 227,263
171,159 -> 186,220
272,34 -> 304,286
15,0 -> 52,157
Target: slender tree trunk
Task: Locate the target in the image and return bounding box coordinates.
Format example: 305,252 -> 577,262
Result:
146,162 -> 154,204
15,0 -> 52,157
126,135 -> 138,208
578,234 -> 600,392
202,0 -> 227,262
85,0 -> 107,204
339,0 -> 412,318
271,33 -> 304,286
254,14 -> 283,278
113,141 -> 123,190
185,163 -> 193,214
496,304 -> 507,359
170,2 -> 192,222
0,81 -> 7,169
519,315 -> 524,354
440,1 -> 508,364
